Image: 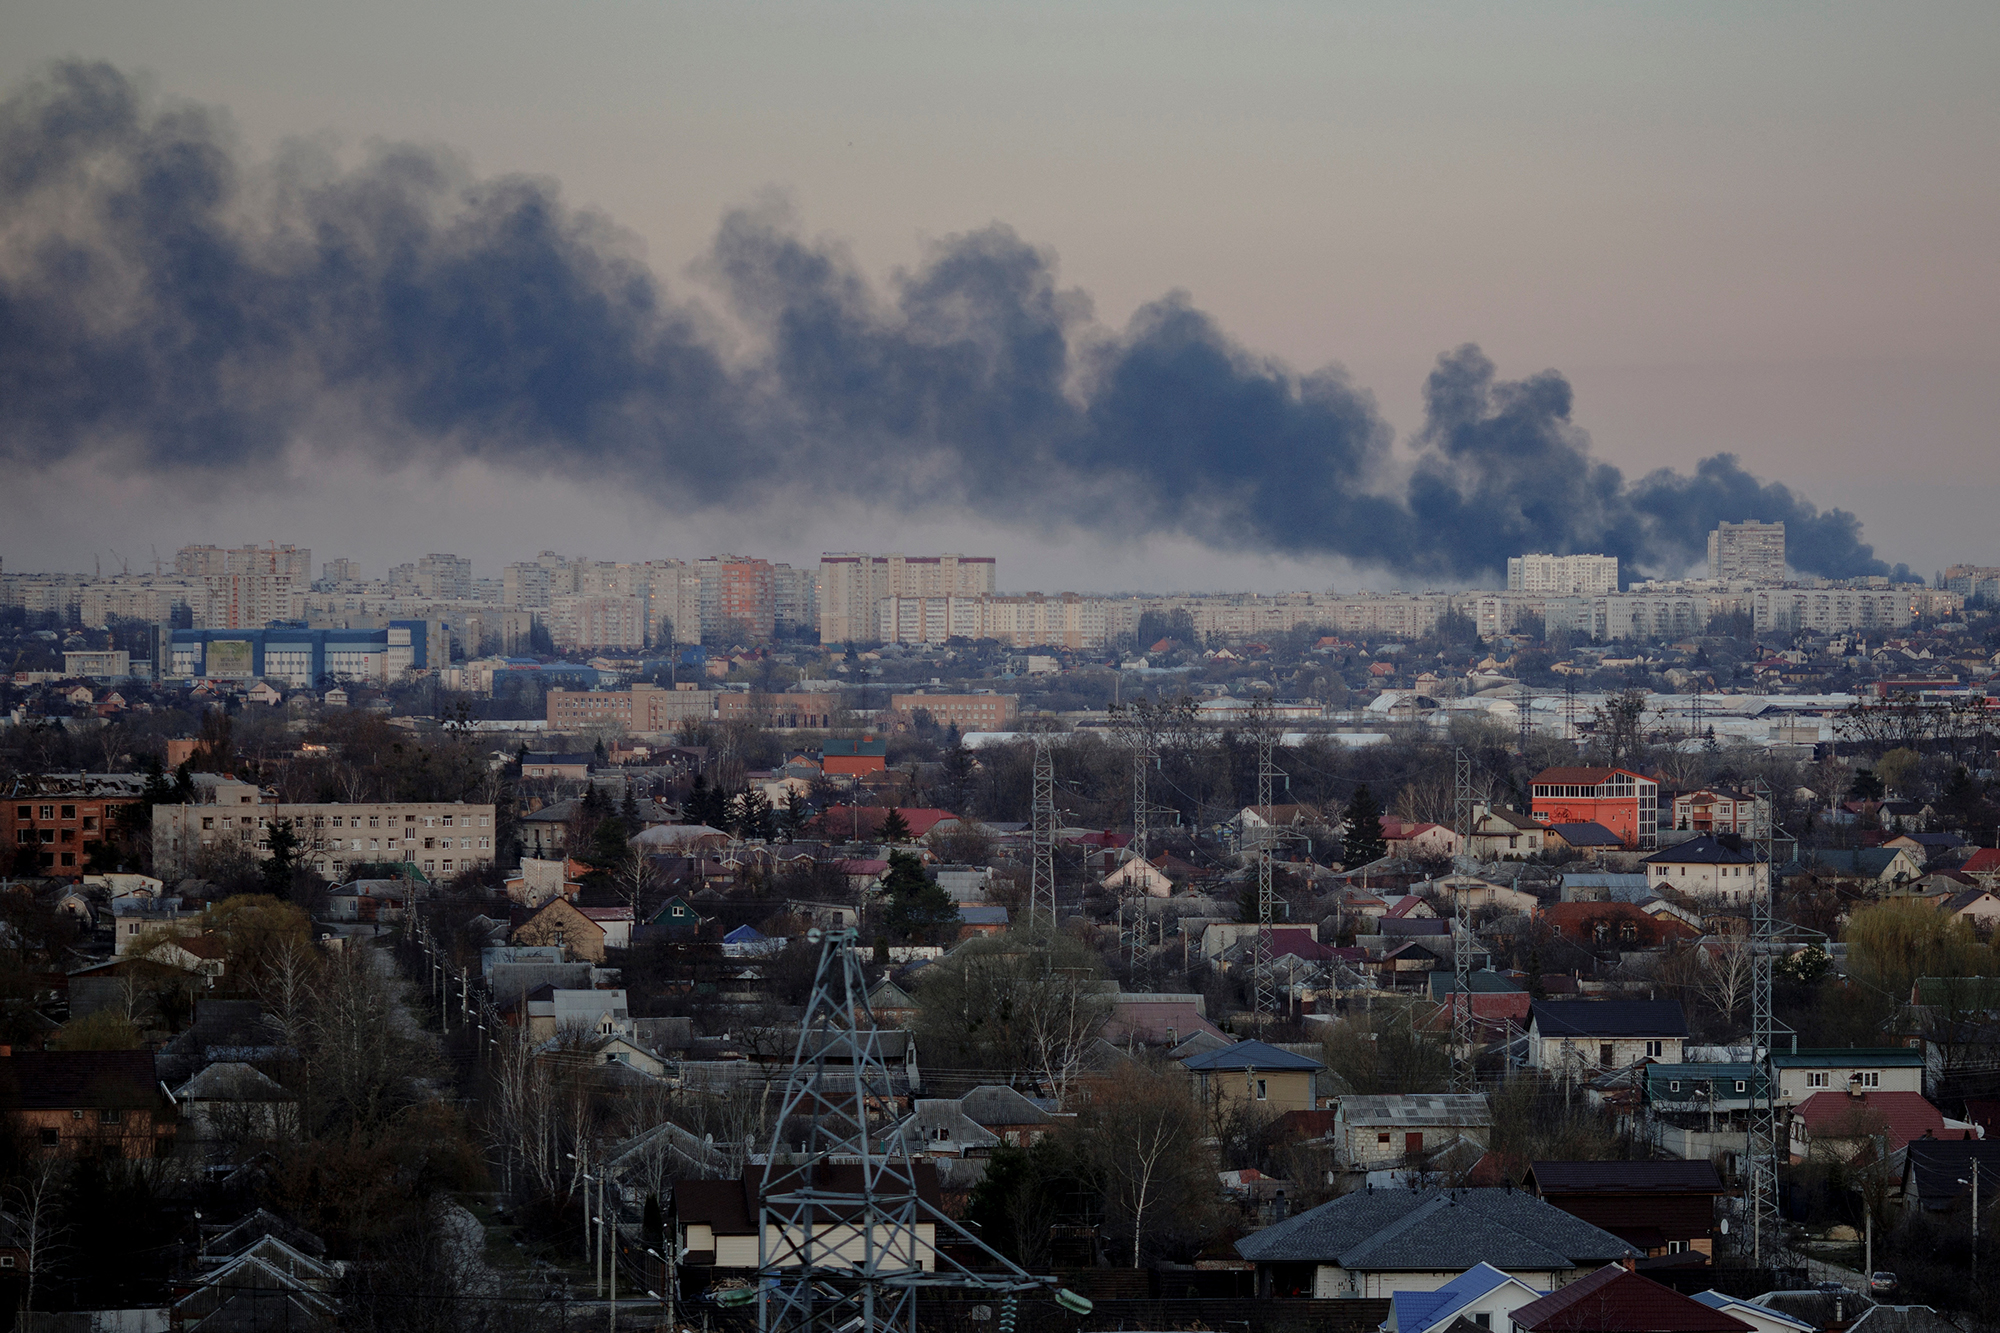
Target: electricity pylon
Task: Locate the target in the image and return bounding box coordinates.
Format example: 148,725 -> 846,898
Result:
1249,701 -> 1280,1023
756,929 -> 1075,1333
1030,735 -> 1057,930
1450,746 -> 1476,1092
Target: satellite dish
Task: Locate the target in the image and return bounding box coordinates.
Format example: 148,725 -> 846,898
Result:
807,928 -> 822,945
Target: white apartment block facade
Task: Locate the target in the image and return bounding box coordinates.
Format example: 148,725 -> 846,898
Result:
1507,554 -> 1619,596
819,554 -> 998,644
154,798 -> 498,881
1708,521 -> 1786,582
1752,587 -> 1911,636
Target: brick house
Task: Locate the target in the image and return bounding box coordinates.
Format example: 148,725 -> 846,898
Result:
0,1049 -> 176,1158
511,898 -> 609,961
3,773 -> 148,878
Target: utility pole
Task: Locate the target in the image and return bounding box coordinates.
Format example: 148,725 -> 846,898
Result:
1031,735 -> 1056,931
1517,682 -> 1532,755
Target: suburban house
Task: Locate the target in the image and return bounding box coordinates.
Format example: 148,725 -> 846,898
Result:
674,1161 -> 942,1271
1233,1185 -> 1634,1299
1102,855 -> 1175,896
1539,902 -> 1698,950
1383,821 -> 1463,859
1463,806 -> 1548,860
1543,823 -> 1629,861
1332,1094 -> 1492,1170
0,1049 -> 177,1157
1899,1138 -> 2000,1212
1385,1263 -> 1548,1333
958,1085 -> 1057,1148
511,898 -> 611,961
1523,1160 -> 1725,1263
1669,788 -> 1766,837
1181,1039 -> 1326,1113
1529,768 -> 1661,851
1643,836 -> 1768,905
1788,1089 -> 1966,1163
1798,847 -> 1926,889
1508,1264 -> 1753,1333
172,1062 -> 302,1151
1767,1048 -> 1925,1106
1688,1292 -> 1819,1333
1426,875 -> 1540,917
1103,992 -> 1228,1049
1526,1000 -> 1689,1073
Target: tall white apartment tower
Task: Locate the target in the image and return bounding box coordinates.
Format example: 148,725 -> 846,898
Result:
1506,554 -> 1619,596
817,554 -> 997,645
1708,521 -> 1787,582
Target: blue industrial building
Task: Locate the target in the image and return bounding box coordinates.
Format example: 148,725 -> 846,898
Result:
167,622 -> 432,685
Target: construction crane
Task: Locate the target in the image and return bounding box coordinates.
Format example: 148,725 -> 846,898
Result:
751,928 -> 1088,1333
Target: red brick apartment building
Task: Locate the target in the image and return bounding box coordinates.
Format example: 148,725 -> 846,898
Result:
709,558 -> 776,642
4,773 -> 148,877
889,693 -> 1019,733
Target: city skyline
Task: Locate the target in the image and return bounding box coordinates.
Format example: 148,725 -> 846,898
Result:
3,5 -> 1997,587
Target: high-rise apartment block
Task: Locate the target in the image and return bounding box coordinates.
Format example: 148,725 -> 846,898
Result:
321,558 -> 363,586
548,594 -> 648,652
698,556 -> 776,642
1707,521 -> 1786,582
176,543 -> 312,630
818,554 -> 998,645
1506,554 -> 1618,596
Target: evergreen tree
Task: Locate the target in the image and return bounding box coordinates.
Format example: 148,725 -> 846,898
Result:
1341,784 -> 1387,866
882,851 -> 957,943
736,788 -> 776,841
262,818 -> 303,895
877,808 -> 913,844
1849,768 -> 1886,802
620,784 -> 641,836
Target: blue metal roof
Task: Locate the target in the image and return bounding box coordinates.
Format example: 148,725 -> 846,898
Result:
1181,1039 -> 1324,1072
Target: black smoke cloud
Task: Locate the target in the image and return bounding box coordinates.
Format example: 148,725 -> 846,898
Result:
0,62 -> 1904,584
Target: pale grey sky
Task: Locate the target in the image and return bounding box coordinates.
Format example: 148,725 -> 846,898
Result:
3,1 -> 1996,587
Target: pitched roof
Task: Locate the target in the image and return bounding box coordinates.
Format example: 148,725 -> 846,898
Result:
174,1061 -> 297,1103
1903,1138 -> 2000,1203
1530,999 -> 1689,1039
1533,768 -> 1635,786
1235,1186 -> 1634,1268
1645,835 -> 1763,866
1182,1038 -> 1325,1073
1768,1048 -> 1923,1069
0,1050 -> 161,1110
1340,1094 -> 1492,1128
1795,1090 -> 1946,1152
1511,1264 -> 1754,1332
1688,1294 -> 1814,1333
1964,848 -> 2000,876
1525,1160 -> 1723,1195
959,1084 -> 1055,1126
1393,1263 -> 1529,1333
1548,823 -> 1627,847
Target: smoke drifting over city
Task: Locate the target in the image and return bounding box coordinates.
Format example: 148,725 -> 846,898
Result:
0,62 -> 1905,584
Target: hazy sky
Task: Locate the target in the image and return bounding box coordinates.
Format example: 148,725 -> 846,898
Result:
4,1 -> 1997,589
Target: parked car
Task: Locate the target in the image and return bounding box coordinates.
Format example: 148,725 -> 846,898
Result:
1869,1273 -> 1899,1296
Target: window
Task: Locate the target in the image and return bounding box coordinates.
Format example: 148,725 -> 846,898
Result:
443,815 -> 454,827
99,1108 -> 123,1124
39,1128 -> 57,1147
552,929 -> 565,946
201,817 -> 214,830
1645,1041 -> 1664,1058
38,805 -> 54,820
1256,1079 -> 1268,1101
1669,1080 -> 1681,1093
61,805 -> 75,819
82,816 -> 97,831
1735,1081 -> 1747,1093
1600,1043 -> 1615,1065
1666,1241 -> 1684,1255
1378,1132 -> 1391,1145
0,1255 -> 13,1267
1808,1072 -> 1829,1088
1858,1071 -> 1880,1088
14,806 -> 27,819
424,838 -> 435,849
1474,1316 -> 1491,1329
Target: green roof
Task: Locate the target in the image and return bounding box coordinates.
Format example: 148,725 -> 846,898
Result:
1769,1047 -> 1922,1068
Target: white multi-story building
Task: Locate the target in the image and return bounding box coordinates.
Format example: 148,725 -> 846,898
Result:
1507,554 -> 1619,596
1708,521 -> 1786,582
819,554 -> 998,644
548,593 -> 647,652
1752,586 -> 1911,636
154,792 -> 498,881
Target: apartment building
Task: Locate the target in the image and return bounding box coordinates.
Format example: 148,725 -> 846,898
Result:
1945,565 -> 2000,604
4,773 -> 149,878
153,793 -> 499,881
1507,554 -> 1619,596
699,556 -> 776,642
889,693 -> 1019,732
1707,521 -> 1786,582
716,691 -> 842,728
175,544 -> 313,630
546,684 -> 718,732
819,554 -> 998,644
548,594 -> 647,652
1751,586 -> 1911,636
390,553 -> 473,601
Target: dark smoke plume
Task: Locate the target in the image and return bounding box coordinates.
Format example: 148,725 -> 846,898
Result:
0,63 -> 1905,583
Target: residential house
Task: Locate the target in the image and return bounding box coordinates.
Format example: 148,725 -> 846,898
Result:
523,987 -> 633,1042
674,1161 -> 942,1270
1687,1292 -> 1819,1333
1544,823 -> 1628,861
1963,848 -> 2000,886
511,897 -> 610,961
1798,847 -> 1926,889
172,1062 -> 301,1150
1233,1185 -> 1635,1299
1508,1264 -> 1752,1333
1669,788 -> 1767,838
1643,836 -> 1768,906
1103,992 -> 1227,1049
864,979 -> 921,1027
1427,875 -> 1540,917
959,1085 -> 1056,1148
1767,1048 -> 1925,1106
819,735 -> 889,779
1523,1160 -> 1725,1263
1384,821 -> 1463,859
1235,804 -> 1332,852
1643,1064 -> 1769,1161
578,905 -> 635,950
1899,1138 -> 2000,1213
1386,1263 -> 1549,1333
1526,1000 -> 1688,1074
0,1049 -> 176,1157
506,856 -> 586,906
1937,888 -> 2000,929
1102,855 -> 1175,897
1181,1039 -> 1326,1113
1332,1094 -> 1492,1170
1788,1090 -> 1966,1163
1463,805 -> 1548,861
957,904 -> 1008,938
1530,767 -> 1662,851
1539,901 -> 1697,951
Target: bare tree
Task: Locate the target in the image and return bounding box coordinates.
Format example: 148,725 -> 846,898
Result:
1693,933 -> 1756,1032
6,1155 -> 67,1317
1079,1061 -> 1214,1268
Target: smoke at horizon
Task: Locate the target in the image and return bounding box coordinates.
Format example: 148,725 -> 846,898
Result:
0,62 -> 1910,584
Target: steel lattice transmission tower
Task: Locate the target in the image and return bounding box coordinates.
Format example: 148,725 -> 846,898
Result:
1248,700 -> 1281,1023
1449,746 -> 1477,1092
1123,704 -> 1164,864
1744,777 -> 1785,1266
1030,734 -> 1058,930
757,929 -> 1068,1333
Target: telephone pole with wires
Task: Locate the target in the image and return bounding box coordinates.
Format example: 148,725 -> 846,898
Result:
1030,735 -> 1057,930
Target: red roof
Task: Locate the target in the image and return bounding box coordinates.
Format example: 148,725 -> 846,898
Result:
1511,1264 -> 1753,1333
1533,767 -> 1649,787
1795,1090 -> 1945,1152
1965,848 -> 2000,876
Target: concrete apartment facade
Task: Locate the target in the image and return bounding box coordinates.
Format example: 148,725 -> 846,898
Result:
1507,554 -> 1619,596
1708,521 -> 1786,582
154,795 -> 499,881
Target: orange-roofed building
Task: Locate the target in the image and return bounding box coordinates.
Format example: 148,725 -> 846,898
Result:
1531,767 -> 1661,850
